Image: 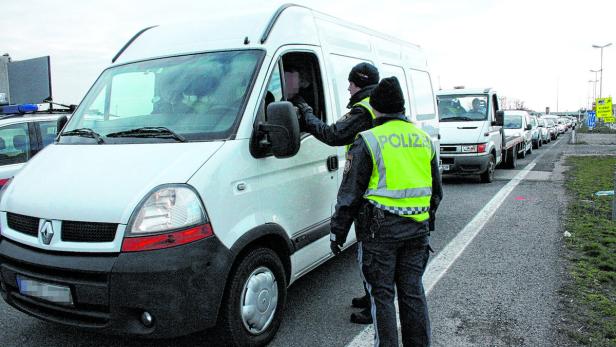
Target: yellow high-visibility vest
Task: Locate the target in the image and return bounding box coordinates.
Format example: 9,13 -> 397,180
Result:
359,119 -> 434,222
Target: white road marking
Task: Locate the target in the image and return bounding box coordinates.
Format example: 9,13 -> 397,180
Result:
345,136 -> 563,347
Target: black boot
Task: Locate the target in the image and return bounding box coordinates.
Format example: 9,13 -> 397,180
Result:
350,307 -> 373,324
351,294 -> 370,309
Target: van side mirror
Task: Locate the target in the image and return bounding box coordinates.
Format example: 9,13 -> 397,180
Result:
494,110 -> 504,126
56,115 -> 68,135
260,101 -> 300,158
526,124 -> 532,131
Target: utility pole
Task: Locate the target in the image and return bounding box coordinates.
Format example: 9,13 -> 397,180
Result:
592,43 -> 612,98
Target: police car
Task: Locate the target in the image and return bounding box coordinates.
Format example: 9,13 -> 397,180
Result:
0,104 -> 68,188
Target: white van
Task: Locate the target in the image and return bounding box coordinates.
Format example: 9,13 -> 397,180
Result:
436,88 -> 503,183
0,5 -> 438,345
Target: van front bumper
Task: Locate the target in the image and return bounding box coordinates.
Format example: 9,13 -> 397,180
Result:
0,235 -> 232,338
440,153 -> 491,175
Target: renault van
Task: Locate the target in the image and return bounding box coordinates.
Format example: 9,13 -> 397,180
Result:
0,4 -> 438,345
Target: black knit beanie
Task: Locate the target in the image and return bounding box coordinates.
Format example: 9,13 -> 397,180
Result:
348,63 -> 379,88
369,76 -> 405,114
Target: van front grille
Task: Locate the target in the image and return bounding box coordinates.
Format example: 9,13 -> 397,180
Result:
7,213 -> 39,237
61,221 -> 118,243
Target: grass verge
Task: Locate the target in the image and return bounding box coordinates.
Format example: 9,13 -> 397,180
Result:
564,156 -> 616,346
577,125 -> 616,134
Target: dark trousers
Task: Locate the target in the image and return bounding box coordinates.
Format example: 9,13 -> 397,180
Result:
358,236 -> 431,347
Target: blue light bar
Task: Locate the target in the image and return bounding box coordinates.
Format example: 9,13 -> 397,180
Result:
0,104 -> 39,115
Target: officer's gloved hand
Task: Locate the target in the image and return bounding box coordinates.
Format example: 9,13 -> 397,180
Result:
295,102 -> 312,116
290,96 -> 312,116
330,240 -> 343,255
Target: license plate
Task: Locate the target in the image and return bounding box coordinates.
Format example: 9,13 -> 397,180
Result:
442,164 -> 450,171
16,275 -> 73,306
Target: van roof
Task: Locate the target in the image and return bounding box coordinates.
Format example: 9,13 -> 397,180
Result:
436,88 -> 494,96
113,4 -> 424,66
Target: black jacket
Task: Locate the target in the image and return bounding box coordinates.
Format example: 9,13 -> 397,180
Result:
330,114 -> 443,243
302,85 -> 377,146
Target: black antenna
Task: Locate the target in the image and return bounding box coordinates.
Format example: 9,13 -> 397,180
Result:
112,26 -> 158,63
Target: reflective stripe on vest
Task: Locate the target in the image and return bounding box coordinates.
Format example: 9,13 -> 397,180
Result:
345,97 -> 377,152
360,120 -> 434,221
353,97 -> 376,120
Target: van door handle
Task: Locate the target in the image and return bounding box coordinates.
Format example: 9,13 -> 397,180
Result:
327,155 -> 338,171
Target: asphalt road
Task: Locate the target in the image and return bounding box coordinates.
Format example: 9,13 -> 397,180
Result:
0,132 -> 579,346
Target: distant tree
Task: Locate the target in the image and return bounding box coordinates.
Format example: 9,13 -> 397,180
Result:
498,96 -> 507,109
514,99 -> 526,110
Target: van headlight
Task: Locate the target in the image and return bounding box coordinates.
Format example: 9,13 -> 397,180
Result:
128,185 -> 207,234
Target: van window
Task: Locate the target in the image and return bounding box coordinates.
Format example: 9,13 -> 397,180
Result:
409,70 -> 436,121
0,123 -> 31,165
281,52 -> 326,123
251,51 -> 328,157
381,64 -> 410,116
328,54 -> 371,117
62,50 -> 264,143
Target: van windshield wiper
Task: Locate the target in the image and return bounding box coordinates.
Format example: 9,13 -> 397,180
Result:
106,127 -> 186,142
61,128 -> 105,144
440,116 -> 474,122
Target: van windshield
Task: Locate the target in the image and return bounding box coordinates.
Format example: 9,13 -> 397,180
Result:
438,94 -> 488,121
61,50 -> 263,144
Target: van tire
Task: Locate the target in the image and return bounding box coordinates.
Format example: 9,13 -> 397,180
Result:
480,154 -> 495,183
219,247 -> 287,346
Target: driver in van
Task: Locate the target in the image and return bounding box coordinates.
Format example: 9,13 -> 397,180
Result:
469,98 -> 485,115
292,62 -> 380,325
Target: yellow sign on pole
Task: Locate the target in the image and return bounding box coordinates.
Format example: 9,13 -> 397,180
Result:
596,97 -> 614,123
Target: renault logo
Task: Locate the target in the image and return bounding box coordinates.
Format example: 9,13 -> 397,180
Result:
40,220 -> 54,245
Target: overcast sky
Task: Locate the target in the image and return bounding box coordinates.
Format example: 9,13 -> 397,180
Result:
1,0 -> 614,112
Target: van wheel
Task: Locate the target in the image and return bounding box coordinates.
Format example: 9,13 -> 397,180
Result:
480,154 -> 495,183
219,248 -> 287,346
527,141 -> 532,155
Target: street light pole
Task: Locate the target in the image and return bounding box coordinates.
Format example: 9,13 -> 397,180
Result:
588,80 -> 595,109
590,69 -> 600,101
592,43 -> 612,98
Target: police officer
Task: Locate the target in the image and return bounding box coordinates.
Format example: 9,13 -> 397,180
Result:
329,76 -> 443,347
293,62 -> 379,324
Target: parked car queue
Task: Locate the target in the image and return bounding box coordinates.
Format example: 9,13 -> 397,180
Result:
501,111 -> 572,160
